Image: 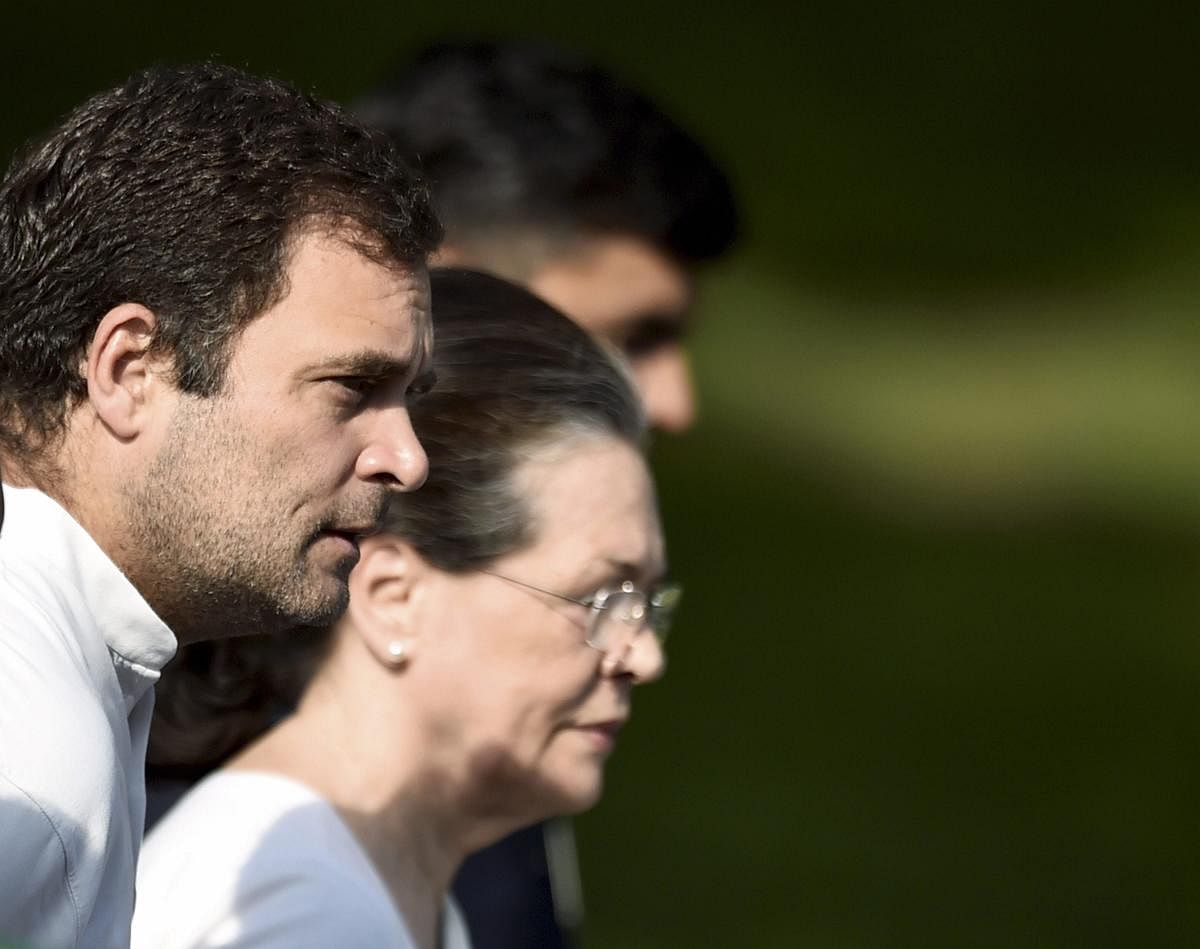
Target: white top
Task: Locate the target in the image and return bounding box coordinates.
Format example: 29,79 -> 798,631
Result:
133,771 -> 473,949
0,485 -> 176,948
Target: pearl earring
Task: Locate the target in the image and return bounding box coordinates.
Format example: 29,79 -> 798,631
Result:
386,640 -> 408,665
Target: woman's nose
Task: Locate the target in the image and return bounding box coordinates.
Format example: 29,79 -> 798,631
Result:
601,630 -> 666,683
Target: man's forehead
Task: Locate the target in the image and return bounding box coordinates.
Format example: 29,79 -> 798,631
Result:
227,236 -> 433,381
526,233 -> 693,341
404,262 -> 433,309
311,270 -> 432,373
408,268 -> 435,362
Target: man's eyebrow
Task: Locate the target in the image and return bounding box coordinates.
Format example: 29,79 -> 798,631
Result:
304,349 -> 421,378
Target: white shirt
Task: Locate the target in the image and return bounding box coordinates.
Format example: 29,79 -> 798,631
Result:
133,771 -> 473,949
0,485 -> 176,948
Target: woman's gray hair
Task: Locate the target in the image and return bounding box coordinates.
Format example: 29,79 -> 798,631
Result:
386,267 -> 644,571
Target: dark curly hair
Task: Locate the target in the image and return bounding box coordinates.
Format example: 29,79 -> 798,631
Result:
148,268 -> 645,777
353,39 -> 737,265
0,62 -> 441,465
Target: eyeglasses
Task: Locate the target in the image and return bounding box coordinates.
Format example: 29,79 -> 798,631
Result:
481,571 -> 681,656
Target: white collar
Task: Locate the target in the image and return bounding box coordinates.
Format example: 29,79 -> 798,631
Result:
0,484 -> 176,703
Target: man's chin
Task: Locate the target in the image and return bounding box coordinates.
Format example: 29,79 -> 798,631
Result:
286,573 -> 351,628
205,549 -> 357,635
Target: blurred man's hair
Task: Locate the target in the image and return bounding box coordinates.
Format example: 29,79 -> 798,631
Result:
353,40 -> 737,269
0,62 -> 441,463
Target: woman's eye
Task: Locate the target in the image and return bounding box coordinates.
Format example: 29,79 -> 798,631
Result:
578,582 -> 621,607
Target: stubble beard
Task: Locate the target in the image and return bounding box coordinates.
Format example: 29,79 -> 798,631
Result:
120,398 -> 355,643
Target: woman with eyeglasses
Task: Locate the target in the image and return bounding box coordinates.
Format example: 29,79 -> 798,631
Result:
131,269 -> 675,949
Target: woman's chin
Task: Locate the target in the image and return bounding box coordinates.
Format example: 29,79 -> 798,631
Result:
535,767 -> 606,818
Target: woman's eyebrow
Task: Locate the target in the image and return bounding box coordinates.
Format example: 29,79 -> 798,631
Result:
600,557 -> 666,584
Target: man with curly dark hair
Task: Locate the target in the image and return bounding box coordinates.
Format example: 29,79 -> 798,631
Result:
0,63 -> 441,947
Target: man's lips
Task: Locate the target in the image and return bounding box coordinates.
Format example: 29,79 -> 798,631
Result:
330,523 -> 380,541
317,492 -> 389,547
318,525 -> 377,553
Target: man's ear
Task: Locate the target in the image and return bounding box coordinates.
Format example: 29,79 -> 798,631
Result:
347,534 -> 430,668
85,303 -> 168,439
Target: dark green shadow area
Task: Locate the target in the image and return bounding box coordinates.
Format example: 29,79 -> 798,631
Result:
7,0 -> 1200,295
582,418 -> 1200,948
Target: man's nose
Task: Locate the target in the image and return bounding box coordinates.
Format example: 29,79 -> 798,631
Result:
354,407 -> 429,492
634,348 -> 696,434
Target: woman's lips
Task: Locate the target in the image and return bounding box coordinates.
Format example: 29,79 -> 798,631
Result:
572,720 -> 625,753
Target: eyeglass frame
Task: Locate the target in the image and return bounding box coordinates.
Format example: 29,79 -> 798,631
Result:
479,571 -> 681,655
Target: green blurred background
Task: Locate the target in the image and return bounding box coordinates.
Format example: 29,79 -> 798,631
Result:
6,2 -> 1199,945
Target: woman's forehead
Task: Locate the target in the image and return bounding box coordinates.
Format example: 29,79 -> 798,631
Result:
511,438 -> 663,576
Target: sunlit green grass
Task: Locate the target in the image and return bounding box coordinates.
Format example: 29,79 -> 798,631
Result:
693,260 -> 1200,528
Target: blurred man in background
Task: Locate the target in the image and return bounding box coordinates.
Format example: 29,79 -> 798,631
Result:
0,63 -> 439,947
353,39 -> 738,947
355,40 -> 738,436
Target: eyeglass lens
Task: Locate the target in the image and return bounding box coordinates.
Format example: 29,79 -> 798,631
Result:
586,584 -> 680,653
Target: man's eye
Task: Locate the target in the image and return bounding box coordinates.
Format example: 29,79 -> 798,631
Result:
407,374 -> 436,400
330,377 -> 378,402
622,317 -> 685,359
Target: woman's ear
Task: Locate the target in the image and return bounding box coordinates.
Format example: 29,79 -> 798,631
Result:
346,534 -> 430,669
